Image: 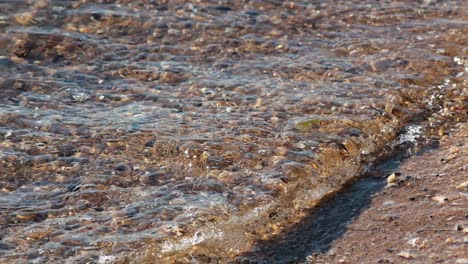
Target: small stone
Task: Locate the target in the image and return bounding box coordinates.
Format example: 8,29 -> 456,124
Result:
456,180 -> 468,190
397,251 -> 415,259
0,242 -> 13,250
167,28 -> 180,36
15,212 -> 47,222
141,171 -> 165,186
387,173 -> 399,183
455,224 -> 463,231
449,146 -> 460,154
12,12 -> 36,25
26,229 -> 53,241
160,71 -> 187,84
144,140 -> 155,148
114,164 -> 128,172
431,195 -> 448,204
445,153 -> 458,162
254,162 -> 263,170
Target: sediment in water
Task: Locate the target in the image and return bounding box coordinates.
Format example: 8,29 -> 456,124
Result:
0,1 -> 467,263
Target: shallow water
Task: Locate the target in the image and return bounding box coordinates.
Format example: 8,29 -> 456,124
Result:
0,0 -> 466,263
237,135 -> 439,263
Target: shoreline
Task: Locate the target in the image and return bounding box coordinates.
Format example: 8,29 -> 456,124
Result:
310,121 -> 467,263
0,1 -> 466,263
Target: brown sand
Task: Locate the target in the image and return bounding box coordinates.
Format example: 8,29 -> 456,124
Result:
310,122 -> 467,263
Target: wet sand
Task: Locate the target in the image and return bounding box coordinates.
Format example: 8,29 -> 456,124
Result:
310,121 -> 467,263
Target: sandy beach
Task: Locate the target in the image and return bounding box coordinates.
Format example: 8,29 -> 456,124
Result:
310,121 -> 467,263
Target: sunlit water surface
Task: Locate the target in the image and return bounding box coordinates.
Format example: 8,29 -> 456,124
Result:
0,0 -> 466,263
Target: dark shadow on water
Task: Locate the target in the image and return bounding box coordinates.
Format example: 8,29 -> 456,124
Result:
235,142 -> 438,264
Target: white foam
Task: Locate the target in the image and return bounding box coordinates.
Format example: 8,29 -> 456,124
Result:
399,125 -> 422,144
98,255 -> 116,264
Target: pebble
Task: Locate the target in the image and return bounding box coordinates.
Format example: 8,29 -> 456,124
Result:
12,12 -> 36,25
387,172 -> 399,183
431,195 -> 448,204
26,229 -> 54,241
0,242 -> 13,250
456,180 -> 468,190
449,146 -> 460,154
167,29 -> 180,36
443,153 -> 458,163
254,162 -> 263,170
140,171 -> 164,186
114,164 -> 128,172
397,250 -> 415,259
383,200 -> 396,206
15,212 -> 48,222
